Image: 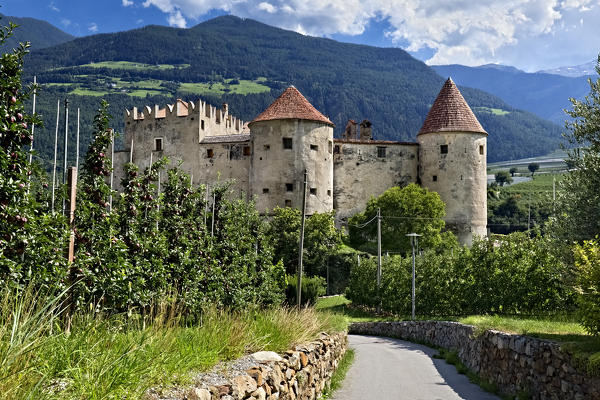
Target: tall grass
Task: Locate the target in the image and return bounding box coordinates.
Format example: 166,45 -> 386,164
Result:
0,288 -> 344,399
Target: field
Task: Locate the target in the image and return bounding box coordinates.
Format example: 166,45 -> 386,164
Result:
500,173 -> 564,195
488,150 -> 568,174
60,60 -> 190,71
474,106 -> 510,116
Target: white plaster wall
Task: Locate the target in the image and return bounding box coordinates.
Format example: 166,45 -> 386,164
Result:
250,119 -> 333,215
332,141 -> 418,225
417,132 -> 487,246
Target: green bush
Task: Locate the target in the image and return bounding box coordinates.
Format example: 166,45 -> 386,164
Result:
574,238 -> 600,335
286,274 -> 326,305
346,232 -> 575,316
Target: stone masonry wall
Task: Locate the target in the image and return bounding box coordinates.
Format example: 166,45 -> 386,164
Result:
148,332 -> 347,400
350,321 -> 600,400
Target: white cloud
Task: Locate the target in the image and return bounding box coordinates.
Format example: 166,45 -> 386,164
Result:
122,0 -> 134,6
48,1 -> 60,12
140,0 -> 600,70
60,18 -> 71,27
89,22 -> 99,33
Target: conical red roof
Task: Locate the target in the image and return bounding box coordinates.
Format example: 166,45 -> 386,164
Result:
418,78 -> 487,136
250,86 -> 334,126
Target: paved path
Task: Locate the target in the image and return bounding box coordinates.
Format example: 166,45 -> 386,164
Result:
333,335 -> 500,400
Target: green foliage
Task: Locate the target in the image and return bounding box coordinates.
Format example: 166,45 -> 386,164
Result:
528,162 -> 540,176
346,232 -> 575,316
348,184 -> 454,255
286,274 -> 326,305
509,167 -> 518,177
495,171 -> 513,186
556,56 -> 600,241
574,238 -> 600,335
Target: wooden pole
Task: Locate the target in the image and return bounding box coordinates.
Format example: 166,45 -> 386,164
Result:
62,99 -> 69,216
66,166 -> 78,333
129,138 -> 134,163
27,76 -> 36,193
75,108 -> 80,170
51,99 -> 60,213
109,130 -> 114,212
297,169 -> 308,307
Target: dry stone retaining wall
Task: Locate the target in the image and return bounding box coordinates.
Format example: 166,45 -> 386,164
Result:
350,321 -> 600,400
147,332 -> 347,400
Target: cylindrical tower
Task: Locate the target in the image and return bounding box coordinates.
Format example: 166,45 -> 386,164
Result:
417,78 -> 487,246
249,86 -> 334,214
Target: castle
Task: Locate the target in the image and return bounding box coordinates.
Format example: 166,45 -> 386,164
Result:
113,78 -> 488,245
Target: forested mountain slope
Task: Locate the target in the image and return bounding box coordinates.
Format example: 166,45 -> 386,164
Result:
0,13 -> 74,50
21,16 -> 562,164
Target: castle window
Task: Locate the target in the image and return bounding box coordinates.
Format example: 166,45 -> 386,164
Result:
264,144 -> 270,151
286,183 -> 294,192
207,149 -> 214,158
327,189 -> 331,196
201,120 -> 205,130
283,137 -> 293,149
285,199 -> 292,207
479,145 -> 484,155
154,138 -> 163,151
310,144 -> 318,151
334,145 -> 340,154
433,175 -> 438,182
243,146 -> 251,156
328,141 -> 333,154
440,144 -> 448,154
263,188 -> 269,194
310,188 -> 317,196
377,146 -> 386,158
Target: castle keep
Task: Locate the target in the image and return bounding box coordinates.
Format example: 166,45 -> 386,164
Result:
113,79 -> 487,245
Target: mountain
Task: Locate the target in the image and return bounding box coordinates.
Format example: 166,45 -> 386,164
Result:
538,60 -> 597,78
20,15 -> 562,164
0,13 -> 74,50
432,63 -> 592,125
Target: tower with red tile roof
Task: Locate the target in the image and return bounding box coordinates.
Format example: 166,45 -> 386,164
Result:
417,78 -> 488,245
249,86 -> 334,214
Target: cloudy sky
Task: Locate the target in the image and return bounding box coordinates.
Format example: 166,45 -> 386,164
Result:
4,0 -> 600,71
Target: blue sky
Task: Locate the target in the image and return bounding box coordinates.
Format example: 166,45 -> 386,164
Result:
4,0 -> 600,71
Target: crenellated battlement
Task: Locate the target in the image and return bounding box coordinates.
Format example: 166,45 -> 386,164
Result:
124,98 -> 245,134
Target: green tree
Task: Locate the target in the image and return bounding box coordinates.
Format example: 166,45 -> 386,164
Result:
495,171 -> 513,186
574,237 -> 600,335
348,184 -> 455,254
267,207 -> 341,277
555,55 -> 600,241
509,167 -> 518,177
528,162 -> 540,176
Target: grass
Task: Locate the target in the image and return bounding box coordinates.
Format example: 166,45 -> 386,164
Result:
320,348 -> 355,399
474,106 -> 511,116
72,61 -> 190,71
0,288 -> 345,400
179,79 -> 271,95
500,173 -> 564,195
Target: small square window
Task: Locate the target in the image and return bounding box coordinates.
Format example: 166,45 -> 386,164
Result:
263,188 -> 269,194
310,144 -> 318,151
440,144 -> 448,154
283,137 -> 293,149
243,146 -> 251,156
479,145 -> 484,155
154,138 -> 163,151
286,183 -> 294,192
328,141 -> 333,154
334,145 -> 340,154
377,147 -> 386,158
310,188 -> 317,195
433,175 -> 438,182
285,199 -> 292,207
327,189 -> 331,196
201,120 -> 205,130
264,144 -> 271,151
207,149 -> 214,158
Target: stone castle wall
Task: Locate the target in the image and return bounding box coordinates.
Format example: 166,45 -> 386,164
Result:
350,321 -> 600,400
418,132 -> 487,245
332,140 -> 418,224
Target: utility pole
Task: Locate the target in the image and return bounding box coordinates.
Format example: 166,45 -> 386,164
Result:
377,207 -> 382,312
75,108 -> 80,170
51,99 -> 60,213
297,169 -> 308,307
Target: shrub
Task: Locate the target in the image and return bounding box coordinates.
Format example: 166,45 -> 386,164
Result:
286,274 -> 326,305
574,238 -> 600,335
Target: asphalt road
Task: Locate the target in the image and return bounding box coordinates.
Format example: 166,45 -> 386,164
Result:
332,335 -> 501,400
